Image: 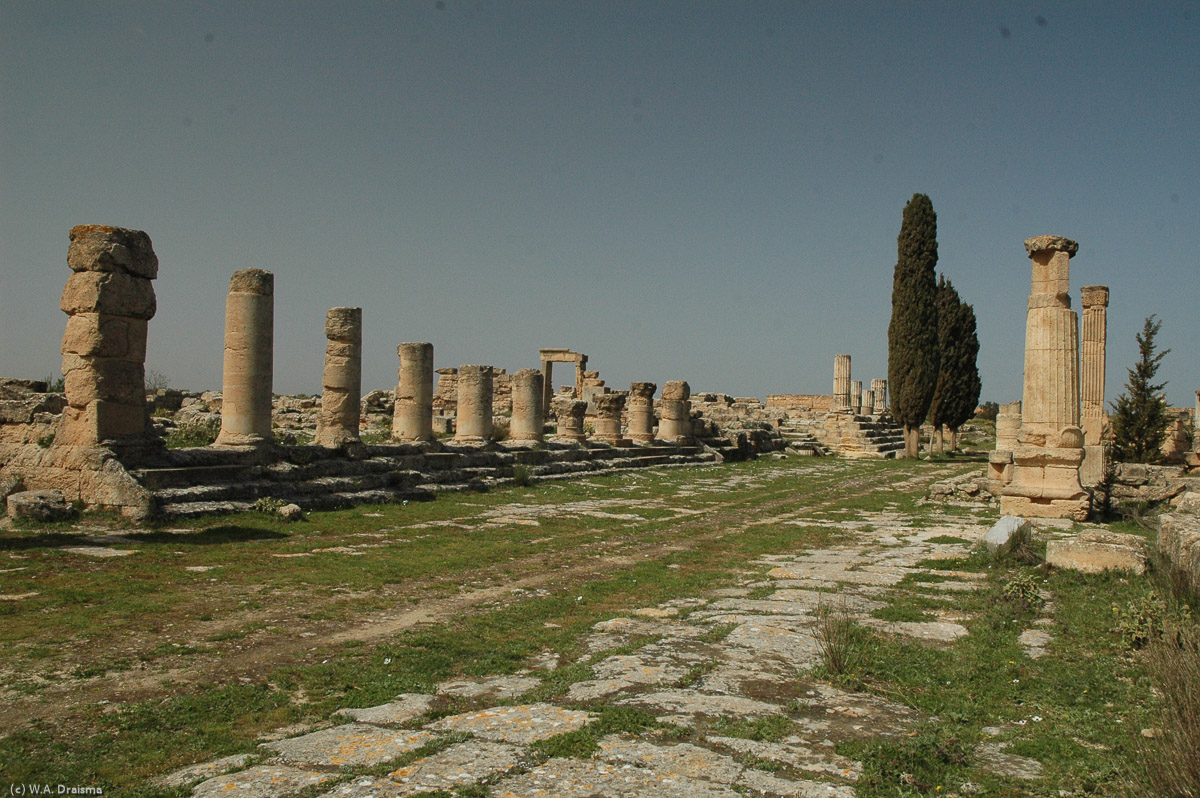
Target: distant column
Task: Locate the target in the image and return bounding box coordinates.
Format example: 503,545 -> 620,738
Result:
861,389 -> 875,416
540,358 -> 554,414
626,382 -> 657,443
657,380 -> 693,444
314,307 -> 362,447
552,397 -> 587,443
454,364 -> 493,443
833,355 -> 851,411
871,379 -> 887,414
592,392 -> 629,445
509,368 -> 544,443
1079,286 -> 1109,485
850,380 -> 863,415
987,400 -> 1022,489
58,225 -> 158,449
214,269 -> 274,447
393,342 -> 434,442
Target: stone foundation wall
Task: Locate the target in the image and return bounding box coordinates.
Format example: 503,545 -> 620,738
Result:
765,394 -> 834,416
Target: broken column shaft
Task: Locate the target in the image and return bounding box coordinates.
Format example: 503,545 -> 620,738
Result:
314,307 -> 362,447
509,368 -> 544,443
215,269 -> 274,446
454,364 -> 493,443
393,342 -> 434,442
626,382 -> 657,443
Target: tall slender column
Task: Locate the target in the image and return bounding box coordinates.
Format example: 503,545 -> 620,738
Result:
626,382 -> 657,443
540,359 -> 554,415
592,392 -> 629,445
1001,236 -> 1088,519
393,342 -> 434,441
1079,286 -> 1109,484
58,225 -> 158,450
454,364 -> 493,443
314,307 -> 362,447
552,397 -> 587,443
850,380 -> 863,415
657,380 -> 693,444
833,355 -> 851,411
214,269 -> 274,447
509,368 -> 544,443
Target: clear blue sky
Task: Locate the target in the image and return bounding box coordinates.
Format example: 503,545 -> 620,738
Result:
2,2 -> 1197,407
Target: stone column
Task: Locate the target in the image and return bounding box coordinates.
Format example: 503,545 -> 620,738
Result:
850,380 -> 863,415
1079,285 -> 1109,485
1001,236 -> 1088,519
592,391 -> 629,445
987,400 -> 1022,490
540,358 -> 554,415
626,382 -> 657,443
509,368 -> 544,443
871,379 -> 887,414
862,389 -> 875,416
58,225 -> 158,450
454,364 -> 493,443
552,397 -> 587,443
393,342 -> 434,442
314,307 -> 362,447
833,355 -> 851,411
214,269 -> 274,447
657,380 -> 693,444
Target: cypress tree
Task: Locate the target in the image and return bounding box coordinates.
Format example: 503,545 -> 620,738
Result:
887,193 -> 940,457
1110,315 -> 1172,463
927,276 -> 981,452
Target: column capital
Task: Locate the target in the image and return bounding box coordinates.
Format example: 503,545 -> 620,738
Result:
1024,235 -> 1078,258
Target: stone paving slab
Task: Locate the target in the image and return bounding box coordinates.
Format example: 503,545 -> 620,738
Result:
334,693 -> 435,726
739,768 -> 856,797
491,757 -> 740,798
721,621 -> 823,665
616,689 -> 782,724
706,735 -> 862,782
428,703 -> 595,744
596,736 -> 743,784
261,723 -> 436,768
388,739 -> 526,794
860,618 -> 969,642
192,764 -> 335,798
792,683 -> 919,737
316,776 -> 404,798
565,678 -> 636,701
157,753 -> 253,788
437,674 -> 541,701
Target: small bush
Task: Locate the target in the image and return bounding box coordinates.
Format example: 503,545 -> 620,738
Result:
252,497 -> 286,514
1000,571 -> 1045,615
814,592 -> 868,677
994,522 -> 1040,565
36,434 -> 55,448
1113,592 -> 1192,650
511,465 -> 532,487
164,419 -> 220,448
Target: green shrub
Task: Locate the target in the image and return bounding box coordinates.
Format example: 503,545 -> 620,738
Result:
511,464 -> 532,487
1000,571 -> 1045,614
164,419 -> 220,448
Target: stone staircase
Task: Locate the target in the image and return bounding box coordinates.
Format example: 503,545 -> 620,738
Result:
816,412 -> 905,459
778,419 -> 828,456
130,442 -> 720,519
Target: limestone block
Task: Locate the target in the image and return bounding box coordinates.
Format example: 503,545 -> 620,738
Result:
60,314 -> 148,360
57,399 -> 148,444
60,271 -> 156,319
1158,514 -> 1200,588
985,516 -> 1031,551
67,225 -> 158,278
7,489 -> 78,523
1046,531 -> 1147,575
661,380 -> 690,402
1171,492 -> 1200,514
62,360 -> 145,407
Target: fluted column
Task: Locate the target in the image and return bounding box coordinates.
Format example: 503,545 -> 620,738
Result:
393,342 -> 434,442
509,368 -> 544,443
1001,235 -> 1088,519
833,355 -> 851,411
871,379 -> 887,414
1080,286 -> 1109,446
862,390 -> 875,416
850,380 -> 862,415
214,269 -> 274,447
454,364 -> 493,443
314,307 -> 362,447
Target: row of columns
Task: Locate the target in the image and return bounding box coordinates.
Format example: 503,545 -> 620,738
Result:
832,354 -> 886,415
201,269 -> 692,449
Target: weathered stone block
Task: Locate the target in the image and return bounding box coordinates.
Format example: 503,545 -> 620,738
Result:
985,516 -> 1030,551
61,314 -> 148,360
67,225 -> 158,279
1046,531 -> 1147,575
7,489 -> 78,523
60,271 -> 156,319
62,360 -> 145,406
1158,514 -> 1200,589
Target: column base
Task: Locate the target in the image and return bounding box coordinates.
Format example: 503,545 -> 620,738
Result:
1001,445 -> 1089,520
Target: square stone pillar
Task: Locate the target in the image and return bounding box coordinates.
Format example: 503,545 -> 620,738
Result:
58,225 -> 158,451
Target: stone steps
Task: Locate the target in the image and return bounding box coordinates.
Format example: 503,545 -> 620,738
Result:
816,413 -> 905,459
136,442 -> 724,519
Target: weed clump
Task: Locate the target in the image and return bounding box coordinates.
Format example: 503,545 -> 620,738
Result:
1136,623 -> 1200,796
814,593 -> 868,677
511,464 -> 532,487
164,418 -> 220,448
1000,571 -> 1045,615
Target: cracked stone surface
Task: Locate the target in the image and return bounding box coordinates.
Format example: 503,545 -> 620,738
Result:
707,735 -> 862,782
975,741 -> 1045,780
157,753 -> 253,788
389,739 -> 526,794
262,724 -> 436,767
491,756 -> 741,797
428,703 -> 595,744
192,765 -> 334,798
437,674 -> 541,701
334,693 -> 435,726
